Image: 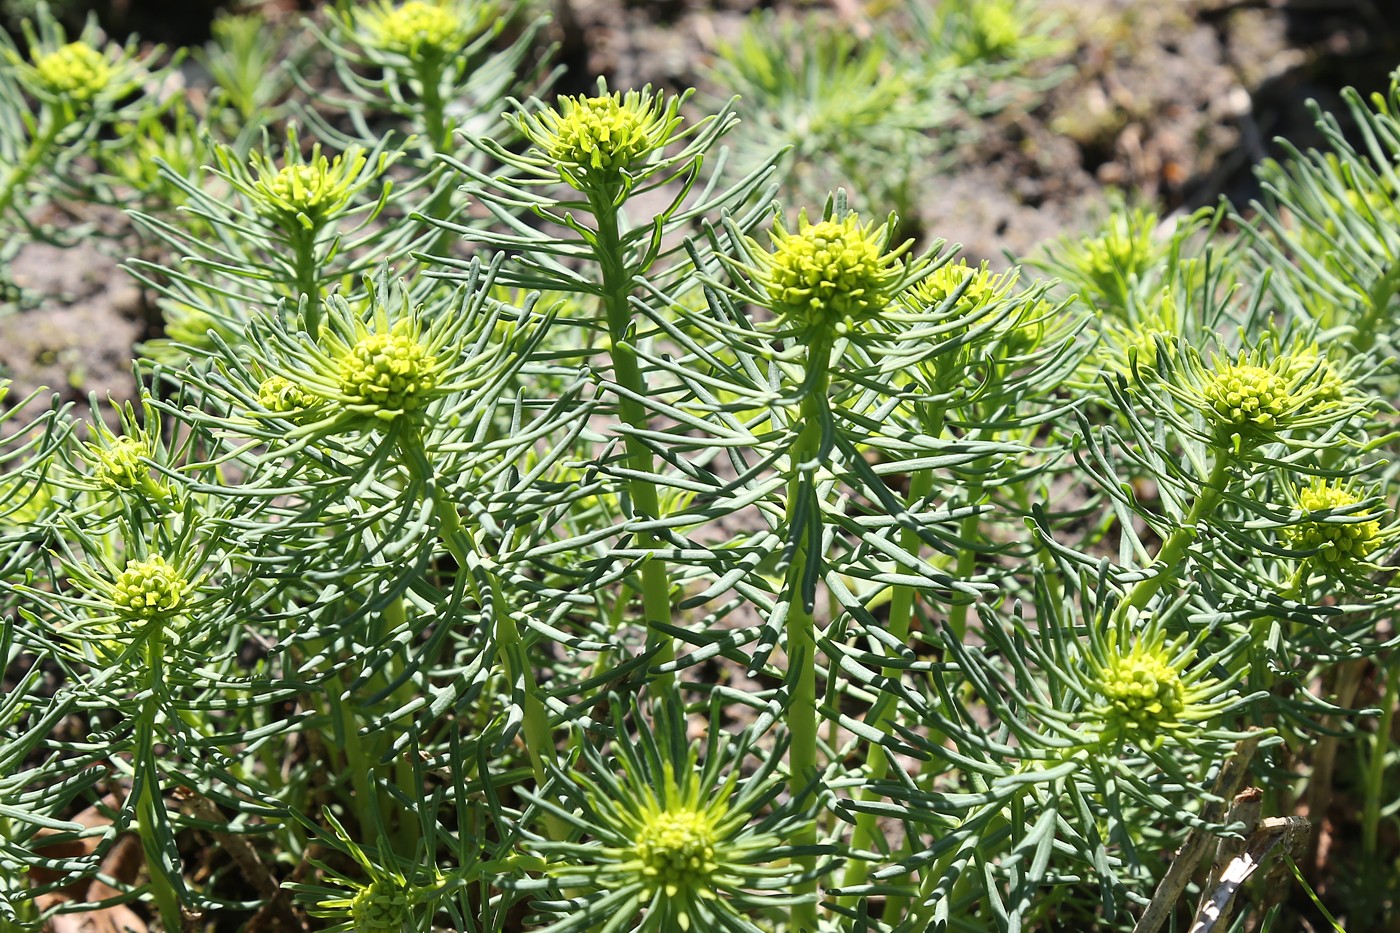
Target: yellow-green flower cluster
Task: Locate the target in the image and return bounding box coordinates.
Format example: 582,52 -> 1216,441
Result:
337,330 -> 439,415
532,720 -> 803,933
948,0 -> 1024,66
250,147 -> 369,232
519,87 -> 683,193
1192,346 -> 1353,447
359,0 -> 471,59
1084,628 -> 1226,751
89,435 -> 151,491
258,375 -> 316,414
1096,643 -> 1185,735
904,259 -> 1008,312
633,807 -> 720,898
1044,206 -> 1161,317
32,41 -> 111,102
112,555 -> 187,620
759,211 -> 906,336
1201,360 -> 1290,432
349,877 -> 413,932
1286,479 -> 1383,570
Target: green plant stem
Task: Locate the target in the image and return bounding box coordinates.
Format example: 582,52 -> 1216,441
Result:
589,196 -> 674,690
1363,658 -> 1400,857
135,634 -> 183,931
415,61 -> 452,155
399,432 -> 566,840
326,679 -> 380,842
840,467 -> 935,901
290,230 -> 321,332
786,341 -> 833,933
947,482 -> 982,642
0,109 -> 69,222
413,59 -> 466,259
1124,451 -> 1234,613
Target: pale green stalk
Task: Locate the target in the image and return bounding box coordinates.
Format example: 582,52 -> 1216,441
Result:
325,681 -> 381,840
840,465 -> 935,900
1363,660 -> 1400,857
1125,452 -> 1234,613
135,634 -> 183,930
785,339 -> 833,933
587,192 -> 675,690
399,431 -> 566,840
289,229 -> 322,333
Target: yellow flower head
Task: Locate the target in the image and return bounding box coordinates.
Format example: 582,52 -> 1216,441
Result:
633,806 -> 720,898
251,149 -> 366,231
518,86 -> 684,193
1286,479 -> 1384,571
112,555 -> 187,621
1097,642 -> 1186,735
258,375 -> 316,414
1201,360 -> 1290,432
349,877 -> 413,932
904,259 -> 1009,312
337,329 -> 439,415
361,0 -> 470,59
89,435 -> 151,491
33,41 -> 111,101
759,211 -> 907,336
1083,626 -> 1230,751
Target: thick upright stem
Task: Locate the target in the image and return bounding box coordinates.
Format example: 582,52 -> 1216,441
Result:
1362,659 -> 1399,858
135,635 -> 183,930
786,342 -> 832,933
0,109 -> 68,221
399,433 -> 565,839
1124,452 -> 1234,613
290,230 -> 321,335
326,682 -> 380,841
590,200 -> 675,689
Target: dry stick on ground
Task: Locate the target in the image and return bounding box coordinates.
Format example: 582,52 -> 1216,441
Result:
1133,731 -> 1265,933
1190,813 -> 1311,933
175,787 -> 308,932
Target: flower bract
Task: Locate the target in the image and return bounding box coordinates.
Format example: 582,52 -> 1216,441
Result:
1081,624 -> 1236,751
755,210 -> 909,338
515,86 -> 684,195
112,555 -> 188,621
33,41 -> 111,101
359,0 -> 473,60
1285,479 -> 1384,572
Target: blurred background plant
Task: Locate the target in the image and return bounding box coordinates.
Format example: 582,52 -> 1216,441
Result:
705,0 -> 1069,241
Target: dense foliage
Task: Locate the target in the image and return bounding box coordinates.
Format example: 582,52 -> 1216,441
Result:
1,2 -> 1398,931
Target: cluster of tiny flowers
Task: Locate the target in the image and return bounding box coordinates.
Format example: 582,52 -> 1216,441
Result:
258,375 -> 316,413
252,153 -> 363,230
1286,480 -> 1382,570
1283,351 -> 1346,405
32,42 -> 111,102
90,435 -> 151,490
112,556 -> 187,620
537,92 -> 665,175
762,213 -> 903,334
363,1 -> 466,58
1201,359 -> 1291,433
338,331 -> 438,413
349,878 -> 412,932
904,259 -> 1002,311
633,808 -> 719,897
1098,647 -> 1185,733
